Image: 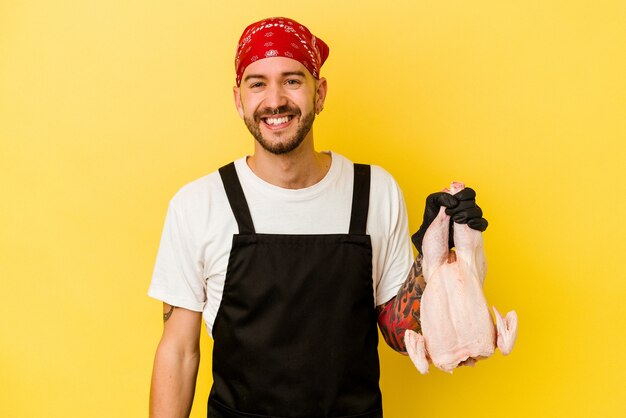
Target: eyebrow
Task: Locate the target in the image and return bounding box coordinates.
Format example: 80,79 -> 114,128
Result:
243,71 -> 307,83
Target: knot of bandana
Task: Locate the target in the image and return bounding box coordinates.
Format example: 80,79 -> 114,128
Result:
235,17 -> 329,86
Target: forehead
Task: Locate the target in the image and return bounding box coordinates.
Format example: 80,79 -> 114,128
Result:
242,57 -> 313,80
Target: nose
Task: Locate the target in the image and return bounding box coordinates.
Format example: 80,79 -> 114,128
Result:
263,84 -> 288,110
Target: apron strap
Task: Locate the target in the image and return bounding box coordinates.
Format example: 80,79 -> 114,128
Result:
219,161 -> 370,235
219,162 -> 256,234
349,163 -> 371,235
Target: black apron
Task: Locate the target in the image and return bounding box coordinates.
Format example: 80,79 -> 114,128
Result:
208,162 -> 382,418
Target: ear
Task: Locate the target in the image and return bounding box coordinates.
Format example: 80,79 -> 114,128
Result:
315,77 -> 328,115
233,86 -> 244,119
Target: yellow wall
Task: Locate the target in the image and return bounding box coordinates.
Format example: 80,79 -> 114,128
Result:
1,1 -> 624,417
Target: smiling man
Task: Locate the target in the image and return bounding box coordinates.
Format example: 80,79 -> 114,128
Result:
234,55 -> 329,188
148,17 -> 487,418
237,58 -> 321,156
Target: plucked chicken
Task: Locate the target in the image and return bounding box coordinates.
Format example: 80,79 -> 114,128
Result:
404,182 -> 518,374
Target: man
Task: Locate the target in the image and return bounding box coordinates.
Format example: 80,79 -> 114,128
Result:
149,17 -> 487,418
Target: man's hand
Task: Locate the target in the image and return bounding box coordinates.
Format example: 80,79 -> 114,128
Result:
411,192 -> 457,255
411,187 -> 488,255
445,187 -> 488,231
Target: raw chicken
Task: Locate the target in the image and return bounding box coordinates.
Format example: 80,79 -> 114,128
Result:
404,182 -> 518,374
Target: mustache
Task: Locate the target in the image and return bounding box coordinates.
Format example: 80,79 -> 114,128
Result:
254,105 -> 301,120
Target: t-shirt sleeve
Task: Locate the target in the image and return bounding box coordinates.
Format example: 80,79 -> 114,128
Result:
373,174 -> 414,306
148,201 -> 206,312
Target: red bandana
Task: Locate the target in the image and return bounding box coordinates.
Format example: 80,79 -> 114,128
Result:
235,17 -> 329,86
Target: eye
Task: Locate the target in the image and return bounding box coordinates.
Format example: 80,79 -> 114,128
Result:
249,81 -> 265,89
285,79 -> 302,86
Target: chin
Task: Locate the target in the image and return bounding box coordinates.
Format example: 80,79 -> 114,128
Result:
257,134 -> 306,155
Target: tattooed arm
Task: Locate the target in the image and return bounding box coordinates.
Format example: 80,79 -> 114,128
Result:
150,303 -> 202,418
377,255 -> 426,353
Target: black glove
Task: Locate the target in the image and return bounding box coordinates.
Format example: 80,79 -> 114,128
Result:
411,187 -> 489,255
444,187 -> 488,231
411,192 -> 457,255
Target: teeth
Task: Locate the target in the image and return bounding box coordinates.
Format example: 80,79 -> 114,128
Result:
265,116 -> 290,125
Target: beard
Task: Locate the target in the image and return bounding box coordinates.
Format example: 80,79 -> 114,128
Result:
244,104 -> 316,155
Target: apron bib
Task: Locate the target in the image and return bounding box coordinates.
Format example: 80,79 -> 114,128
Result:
208,162 -> 382,418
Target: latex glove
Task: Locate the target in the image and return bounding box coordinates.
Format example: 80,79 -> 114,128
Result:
411,192 -> 457,255
411,187 -> 488,255
445,187 -> 489,231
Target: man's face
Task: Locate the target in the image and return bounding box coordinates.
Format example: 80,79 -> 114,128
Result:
234,57 -> 327,155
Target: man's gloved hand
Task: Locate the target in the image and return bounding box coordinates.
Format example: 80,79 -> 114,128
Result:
446,188 -> 489,231
411,187 -> 489,255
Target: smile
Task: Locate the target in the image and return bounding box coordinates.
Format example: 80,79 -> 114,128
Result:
262,115 -> 294,128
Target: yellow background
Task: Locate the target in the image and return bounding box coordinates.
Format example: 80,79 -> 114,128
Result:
1,1 -> 625,417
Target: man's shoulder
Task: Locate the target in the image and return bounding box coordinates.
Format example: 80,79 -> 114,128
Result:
369,164 -> 398,186
330,151 -> 401,193
332,153 -> 396,181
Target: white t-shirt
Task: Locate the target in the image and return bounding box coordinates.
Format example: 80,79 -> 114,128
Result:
148,152 -> 413,337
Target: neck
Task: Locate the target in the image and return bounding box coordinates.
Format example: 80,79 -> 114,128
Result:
247,137 -> 331,189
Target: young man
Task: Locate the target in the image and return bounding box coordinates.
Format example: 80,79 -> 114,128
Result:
149,17 -> 487,418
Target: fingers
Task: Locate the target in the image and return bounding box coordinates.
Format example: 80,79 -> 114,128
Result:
450,206 -> 483,223
427,192 -> 458,210
467,217 -> 488,231
449,199 -> 475,211
415,192 -> 459,254
415,186 -> 488,253
452,187 -> 476,201
443,186 -> 489,232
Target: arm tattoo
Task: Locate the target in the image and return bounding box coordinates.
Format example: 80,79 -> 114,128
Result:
163,305 -> 176,322
377,255 -> 426,353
